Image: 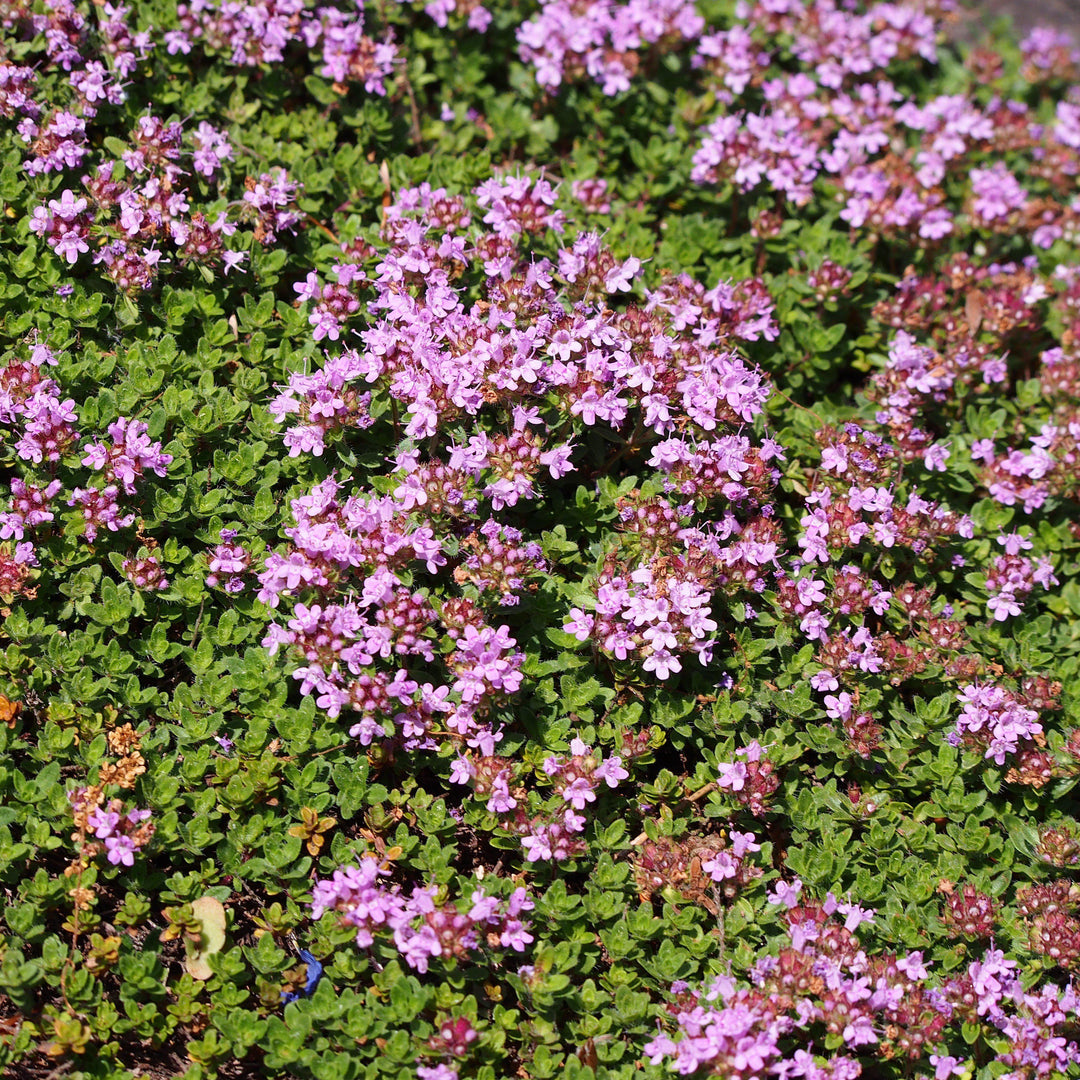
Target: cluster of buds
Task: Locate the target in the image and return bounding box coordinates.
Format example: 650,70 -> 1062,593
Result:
773,569 -> 888,635
1036,822 -> 1080,869
122,552 -> 168,591
939,882 -> 997,940
1004,745 -> 1057,788
876,257 -> 1043,345
123,114 -> 182,175
827,565 -> 886,618
570,178 -> 610,214
805,260 -> 853,304
1017,881 -> 1080,970
389,459 -> 475,520
175,212 -> 238,270
615,494 -> 686,555
93,240 -> 162,295
426,1016 -> 478,1060
381,183 -> 471,237
1022,679 -> 1066,728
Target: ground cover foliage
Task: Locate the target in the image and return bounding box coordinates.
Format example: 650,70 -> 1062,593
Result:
4,0 -> 1080,1076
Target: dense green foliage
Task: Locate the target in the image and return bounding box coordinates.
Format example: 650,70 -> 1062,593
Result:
3,0 -> 1080,1077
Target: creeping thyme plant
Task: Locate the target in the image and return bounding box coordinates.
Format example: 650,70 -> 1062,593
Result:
5,0 -> 1080,1076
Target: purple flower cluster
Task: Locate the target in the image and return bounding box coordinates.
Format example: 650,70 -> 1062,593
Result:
981,421 -> 1080,514
0,341 -> 79,467
1020,26 -> 1080,81
311,856 -> 533,972
984,531 -> 1058,621
292,260 -> 367,344
14,2 -> 307,293
450,735 -> 632,863
71,417 -> 172,542
565,542 -> 724,680
950,681 -> 1045,766
715,740 -> 779,816
424,0 -> 491,32
81,417 -> 172,496
686,0 -> 940,213
170,0 -> 398,94
256,473 -> 528,755
0,478 -> 63,542
0,337 -> 174,614
454,520 -> 547,606
206,528 -> 254,593
170,0 -> 305,63
646,892 -> 1080,1078
69,788 -> 154,868
0,540 -> 38,600
682,0 -> 1080,261
6,0 -> 148,156
32,121 -> 294,290
263,175 -> 784,766
517,0 -> 704,96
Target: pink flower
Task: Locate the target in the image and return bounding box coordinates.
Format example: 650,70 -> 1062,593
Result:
104,834 -> 137,866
